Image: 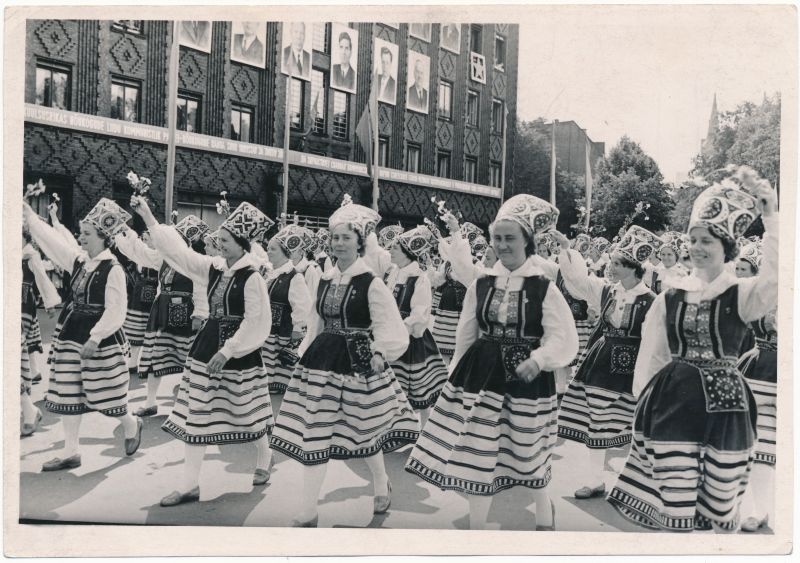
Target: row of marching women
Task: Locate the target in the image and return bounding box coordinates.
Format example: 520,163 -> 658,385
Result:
20,162 -> 778,533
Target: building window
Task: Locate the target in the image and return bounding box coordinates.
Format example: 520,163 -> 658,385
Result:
112,20 -> 143,34
494,35 -> 506,71
230,105 -> 253,142
489,161 -> 502,187
290,78 -> 304,130
110,77 -> 140,122
406,143 -> 421,173
332,91 -> 349,140
378,137 -> 389,166
311,70 -> 327,134
466,90 -> 480,127
35,62 -> 71,110
313,23 -> 330,53
436,151 -> 451,178
470,25 -> 482,54
177,93 -> 200,133
437,81 -> 453,121
464,157 -> 478,183
492,99 -> 504,134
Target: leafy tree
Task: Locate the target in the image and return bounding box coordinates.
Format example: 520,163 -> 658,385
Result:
511,118 -> 551,200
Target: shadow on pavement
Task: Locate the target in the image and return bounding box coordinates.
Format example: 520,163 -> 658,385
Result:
142,488 -> 269,526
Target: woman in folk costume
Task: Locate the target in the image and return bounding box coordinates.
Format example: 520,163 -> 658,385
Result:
646,231 -> 690,294
270,195 -> 418,527
607,167 -> 778,532
112,216 -> 210,417
378,223 -> 405,283
313,227 -> 333,272
117,238 -> 159,373
20,229 -> 61,436
733,240 -> 777,532
386,225 -> 450,424
586,237 -> 610,277
406,194 -> 578,531
261,224 -> 312,394
550,225 -> 660,499
131,197 -> 276,505
22,199 -> 144,471
203,229 -> 222,258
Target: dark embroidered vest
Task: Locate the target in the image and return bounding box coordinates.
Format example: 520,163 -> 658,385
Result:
474,275 -> 549,339
392,276 -> 419,319
556,270 -> 588,321
207,266 -> 256,319
316,271 -> 374,330
599,284 -> 655,339
268,269 -> 297,337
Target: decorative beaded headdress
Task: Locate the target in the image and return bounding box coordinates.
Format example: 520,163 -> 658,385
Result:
378,225 -> 405,249
397,225 -> 437,260
81,198 -> 131,239
329,194 -> 381,237
492,194 -> 559,237
615,225 -> 663,265
220,202 -> 275,242
174,215 -> 210,244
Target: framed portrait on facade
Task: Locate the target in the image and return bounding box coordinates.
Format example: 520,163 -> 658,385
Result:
280,21 -> 313,81
406,50 -> 430,114
178,20 -> 212,53
440,23 -> 461,54
373,37 -> 399,106
470,51 -> 487,84
330,23 -> 358,94
230,21 -> 267,68
409,23 -> 432,42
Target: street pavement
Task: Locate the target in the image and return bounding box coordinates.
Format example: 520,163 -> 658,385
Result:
17,313 -> 771,533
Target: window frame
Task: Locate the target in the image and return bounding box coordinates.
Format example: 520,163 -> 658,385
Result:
494,34 -> 506,71
491,99 -> 504,135
464,156 -> 478,183
436,151 -> 451,178
378,136 -> 390,167
466,89 -> 480,127
177,91 -> 202,133
332,90 -> 350,140
110,76 -> 142,123
489,161 -> 502,188
406,143 -> 422,173
35,60 -> 72,110
470,25 -> 483,54
112,20 -> 144,34
311,69 -> 328,135
437,80 -> 453,121
312,23 -> 330,54
230,103 -> 254,142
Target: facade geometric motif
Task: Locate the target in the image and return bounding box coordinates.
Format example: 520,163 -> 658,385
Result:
179,51 -> 206,91
464,128 -> 480,156
405,112 -> 424,143
231,66 -> 258,104
436,121 -> 454,150
408,38 -> 427,55
438,51 -> 455,80
492,72 -> 507,98
379,181 -> 498,227
34,20 -> 77,59
490,136 -> 503,161
496,24 -> 509,35
289,166 -> 361,209
110,35 -> 145,76
376,26 -> 394,42
379,104 -> 393,136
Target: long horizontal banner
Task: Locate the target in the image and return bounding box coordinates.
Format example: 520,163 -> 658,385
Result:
24,104 -> 501,199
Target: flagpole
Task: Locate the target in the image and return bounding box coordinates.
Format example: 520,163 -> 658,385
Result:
499,105 -> 509,204
549,119 -> 557,207
584,136 -> 593,229
370,86 -> 379,212
282,59 -> 293,217
164,20 -> 180,222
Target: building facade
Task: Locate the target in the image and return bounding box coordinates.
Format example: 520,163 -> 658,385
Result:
552,120 -> 604,178
23,20 -> 519,232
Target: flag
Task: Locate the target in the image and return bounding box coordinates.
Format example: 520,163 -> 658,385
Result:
356,72 -> 379,178
549,120 -> 557,206
585,137 -> 593,227
301,89 -> 321,138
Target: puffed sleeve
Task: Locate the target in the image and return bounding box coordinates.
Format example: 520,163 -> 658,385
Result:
529,282 -> 579,370
53,221 -> 80,253
26,212 -> 80,272
219,272 -> 271,359
303,263 -> 322,304
631,292 -> 671,396
428,264 -> 446,289
148,224 -> 217,285
191,280 -> 209,320
114,230 -> 163,270
533,255 -> 559,282
367,277 -> 410,362
405,273 -> 432,338
28,254 -> 61,309
450,279 -> 480,369
557,248 -> 605,311
88,263 -> 127,342
447,237 -> 477,287
738,214 -> 779,323
288,271 -> 311,330
364,232 -> 393,280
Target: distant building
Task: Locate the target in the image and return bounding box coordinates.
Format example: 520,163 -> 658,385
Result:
551,120 -> 604,178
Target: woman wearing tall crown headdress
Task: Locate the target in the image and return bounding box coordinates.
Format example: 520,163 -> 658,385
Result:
131,197 -> 276,506
607,167 -> 778,532
550,224 -> 660,500
112,215 -> 211,417
22,199 -> 144,471
270,195 -> 419,527
646,231 -> 689,294
406,194 -> 578,531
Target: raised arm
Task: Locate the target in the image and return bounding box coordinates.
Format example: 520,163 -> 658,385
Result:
23,203 -> 81,271
114,229 -> 163,270
23,247 -> 61,309
554,244 -> 605,312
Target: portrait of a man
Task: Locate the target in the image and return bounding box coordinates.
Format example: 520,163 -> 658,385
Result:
230,21 -> 266,68
373,38 -> 398,105
281,21 -> 312,81
179,20 -> 212,53
409,23 -> 432,42
331,24 -> 359,93
406,52 -> 430,114
440,23 -> 461,54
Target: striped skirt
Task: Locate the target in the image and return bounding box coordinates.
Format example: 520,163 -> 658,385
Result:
739,346 -> 777,466
405,338 -> 557,496
607,361 -> 757,532
123,307 -> 149,347
21,312 -> 34,396
431,309 -> 460,359
571,319 -> 596,367
390,329 -> 449,410
161,356 -> 273,445
431,289 -> 442,313
138,329 -> 196,379
262,334 -> 296,394
26,315 -> 43,354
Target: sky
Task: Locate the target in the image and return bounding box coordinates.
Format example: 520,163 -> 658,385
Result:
516,5 -> 795,184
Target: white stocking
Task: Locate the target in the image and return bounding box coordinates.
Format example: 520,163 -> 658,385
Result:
467,495 -> 493,529
145,376 -> 159,408
182,443 -> 207,492
61,415 -> 82,457
365,451 -> 389,496
255,435 -> 273,470
297,463 -> 328,520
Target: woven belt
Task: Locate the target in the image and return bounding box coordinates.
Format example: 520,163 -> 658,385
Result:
72,303 -> 104,315
756,337 -> 778,352
671,356 -> 738,370
479,332 -> 540,347
323,327 -> 371,337
209,313 -> 243,322
163,290 -> 192,298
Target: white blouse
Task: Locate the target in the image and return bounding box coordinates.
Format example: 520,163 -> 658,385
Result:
266,259 -> 311,330
298,257 -> 409,362
451,259 -> 579,372
114,229 -> 209,320
148,224 -> 271,360
632,215 -> 779,396
295,256 -> 321,301
27,213 -> 127,343
23,244 -> 61,310
363,231 -> 393,281
386,260 -> 432,338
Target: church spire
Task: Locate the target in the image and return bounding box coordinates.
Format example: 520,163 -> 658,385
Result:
702,93 -> 719,157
